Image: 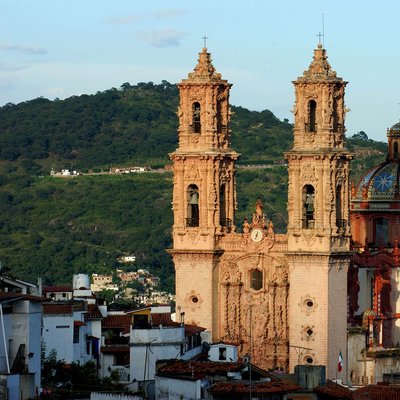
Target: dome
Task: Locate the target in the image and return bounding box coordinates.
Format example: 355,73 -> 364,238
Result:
390,121 -> 400,132
354,161 -> 400,201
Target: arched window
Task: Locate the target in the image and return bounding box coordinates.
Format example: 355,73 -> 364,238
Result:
394,142 -> 399,160
219,184 -> 227,227
336,185 -> 343,229
374,217 -> 388,245
187,185 -> 199,227
332,99 -> 339,131
193,102 -> 201,133
250,269 -> 263,291
302,185 -> 315,229
308,100 -> 317,132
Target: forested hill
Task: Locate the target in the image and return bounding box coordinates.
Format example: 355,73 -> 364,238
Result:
0,82 -> 387,291
0,81 -> 294,169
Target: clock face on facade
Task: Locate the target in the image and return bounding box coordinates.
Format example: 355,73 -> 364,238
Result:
373,171 -> 394,192
251,229 -> 263,242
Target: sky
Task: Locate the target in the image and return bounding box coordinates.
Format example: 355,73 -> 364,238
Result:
1,0 -> 400,142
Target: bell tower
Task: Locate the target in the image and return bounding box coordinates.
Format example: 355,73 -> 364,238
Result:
169,47 -> 239,338
286,44 -> 353,378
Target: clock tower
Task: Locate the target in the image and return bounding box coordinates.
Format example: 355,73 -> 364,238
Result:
286,44 -> 353,378
169,47 -> 239,339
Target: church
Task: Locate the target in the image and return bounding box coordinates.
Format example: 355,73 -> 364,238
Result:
168,43 -> 351,380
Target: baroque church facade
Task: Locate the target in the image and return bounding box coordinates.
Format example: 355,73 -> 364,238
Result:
169,44 -> 351,379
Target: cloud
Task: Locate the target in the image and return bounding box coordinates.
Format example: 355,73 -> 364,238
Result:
107,14 -> 140,25
0,76 -> 18,90
107,9 -> 187,25
47,87 -> 64,96
0,44 -> 47,55
0,63 -> 28,72
136,29 -> 186,48
153,9 -> 187,21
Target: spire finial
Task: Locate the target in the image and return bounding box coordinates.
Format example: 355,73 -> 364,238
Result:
202,35 -> 209,49
316,13 -> 325,48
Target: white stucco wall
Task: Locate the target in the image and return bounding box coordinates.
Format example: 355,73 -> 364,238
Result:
130,326 -> 184,382
43,314 -> 74,362
155,376 -> 201,400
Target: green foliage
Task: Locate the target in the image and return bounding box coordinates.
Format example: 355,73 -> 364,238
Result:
41,352 -> 125,396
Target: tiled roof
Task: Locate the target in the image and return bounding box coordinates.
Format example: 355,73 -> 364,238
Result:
102,314 -> 132,328
315,380 -> 352,399
157,360 -> 244,380
85,304 -> 103,320
184,324 -> 206,336
100,345 -> 129,354
210,381 -> 300,395
43,286 -> 72,293
151,314 -> 205,336
151,313 -> 174,326
43,303 -> 73,315
353,384 -> 400,400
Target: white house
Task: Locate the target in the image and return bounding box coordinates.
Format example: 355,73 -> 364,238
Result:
42,301 -> 94,364
0,291 -> 44,400
130,311 -> 205,395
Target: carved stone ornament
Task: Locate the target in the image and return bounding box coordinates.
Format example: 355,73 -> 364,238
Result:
301,163 -> 316,182
185,164 -> 201,181
187,232 -> 201,245
303,231 -> 317,247
299,295 -> 318,316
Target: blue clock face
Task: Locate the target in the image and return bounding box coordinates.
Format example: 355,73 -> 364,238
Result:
373,171 -> 394,192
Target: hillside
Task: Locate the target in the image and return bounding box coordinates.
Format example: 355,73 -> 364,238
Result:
0,82 -> 387,290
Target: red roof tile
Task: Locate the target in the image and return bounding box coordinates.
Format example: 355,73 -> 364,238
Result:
43,286 -> 72,293
100,345 -> 130,354
353,385 -> 400,400
315,380 -> 352,399
43,303 -> 73,315
150,314 -> 205,336
85,304 -> 103,320
102,314 -> 132,328
157,360 -> 244,380
210,381 -> 300,395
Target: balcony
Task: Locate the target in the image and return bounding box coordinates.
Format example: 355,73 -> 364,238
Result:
336,219 -> 347,230
302,218 -> 315,229
220,218 -> 232,229
186,218 -> 199,227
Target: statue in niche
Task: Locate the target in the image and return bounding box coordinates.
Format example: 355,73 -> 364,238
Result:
252,199 -> 268,229
243,218 -> 250,236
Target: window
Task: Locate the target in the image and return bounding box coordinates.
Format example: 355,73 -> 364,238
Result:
193,102 -> 201,133
374,218 -> 388,245
73,326 -> 80,344
308,100 -> 316,132
187,185 -> 199,227
219,347 -> 227,361
250,269 -> 263,291
395,142 -> 399,160
336,185 -> 344,229
219,184 -> 230,228
302,185 -> 315,228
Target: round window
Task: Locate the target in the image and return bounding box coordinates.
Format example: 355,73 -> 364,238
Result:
306,357 -> 313,364
306,300 -> 314,308
191,296 -> 199,303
